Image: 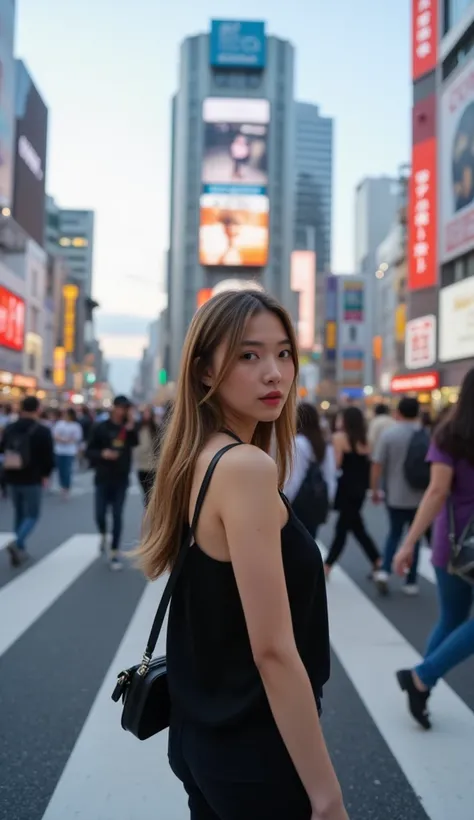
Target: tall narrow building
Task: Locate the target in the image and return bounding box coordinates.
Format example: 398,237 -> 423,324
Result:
294,102 -> 333,272
165,21 -> 296,379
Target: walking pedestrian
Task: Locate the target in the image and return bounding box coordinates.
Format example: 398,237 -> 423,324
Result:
371,398 -> 428,595
86,395 -> 138,570
324,406 -> 380,579
394,368 -> 474,729
0,396 -> 54,566
53,408 -> 83,497
134,406 -> 158,506
137,289 -> 348,820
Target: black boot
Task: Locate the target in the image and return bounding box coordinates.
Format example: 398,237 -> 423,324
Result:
396,669 -> 431,730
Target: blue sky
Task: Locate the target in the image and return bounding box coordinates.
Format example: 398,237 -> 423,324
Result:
16,0 -> 410,387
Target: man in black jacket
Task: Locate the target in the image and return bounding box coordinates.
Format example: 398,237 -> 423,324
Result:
86,395 -> 138,570
1,396 -> 54,566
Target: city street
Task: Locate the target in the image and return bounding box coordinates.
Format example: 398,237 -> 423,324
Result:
0,474 -> 473,820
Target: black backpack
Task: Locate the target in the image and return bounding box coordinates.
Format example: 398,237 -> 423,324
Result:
3,424 -> 38,471
291,460 -> 329,537
403,428 -> 431,491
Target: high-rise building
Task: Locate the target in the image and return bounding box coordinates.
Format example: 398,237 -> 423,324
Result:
56,208 -> 95,297
12,60 -> 48,248
294,102 -> 333,272
354,176 -> 399,280
166,20 -> 297,378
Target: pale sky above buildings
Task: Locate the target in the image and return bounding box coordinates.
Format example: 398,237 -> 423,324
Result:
16,0 -> 410,385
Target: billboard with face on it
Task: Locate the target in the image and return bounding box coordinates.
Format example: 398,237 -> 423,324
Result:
199,191 -> 269,267
210,20 -> 265,69
440,58 -> 474,263
200,98 -> 270,268
12,60 -> 48,247
0,1 -> 16,209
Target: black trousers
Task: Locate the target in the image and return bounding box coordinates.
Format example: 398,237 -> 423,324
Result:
94,482 -> 127,551
169,719 -> 312,820
137,470 -> 155,506
325,505 -> 380,568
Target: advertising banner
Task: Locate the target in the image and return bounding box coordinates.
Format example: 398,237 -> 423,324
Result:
0,0 -> 16,209
290,251 -> 316,351
210,20 -> 265,69
440,59 -> 474,262
439,278 -> 474,362
342,279 -> 364,321
405,314 -> 436,369
63,284 -> 79,354
391,371 -> 439,393
53,346 -> 66,387
408,137 -> 437,289
412,0 -> 437,81
12,60 -> 48,246
0,284 -> 24,352
200,98 -> 270,268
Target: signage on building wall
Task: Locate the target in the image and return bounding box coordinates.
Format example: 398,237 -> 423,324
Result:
0,1 -> 15,208
0,285 -> 25,352
405,314 -> 436,369
291,251 -> 316,351
408,137 -> 437,290
63,284 -> 79,354
391,371 -> 439,393
440,58 -> 474,262
53,346 -> 66,387
412,0 -> 437,81
210,20 -> 266,68
342,280 -> 364,321
439,278 -> 474,362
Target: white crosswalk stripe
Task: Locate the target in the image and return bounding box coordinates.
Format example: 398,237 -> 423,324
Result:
0,532 -> 14,551
0,530 -> 472,820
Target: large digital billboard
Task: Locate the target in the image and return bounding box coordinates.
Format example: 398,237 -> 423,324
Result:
0,284 -> 25,352
210,20 -> 265,69
199,192 -> 269,266
200,98 -> 270,267
0,1 -> 16,209
12,60 -> 48,247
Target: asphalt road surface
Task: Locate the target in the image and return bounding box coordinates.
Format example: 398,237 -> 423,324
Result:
0,470 -> 473,820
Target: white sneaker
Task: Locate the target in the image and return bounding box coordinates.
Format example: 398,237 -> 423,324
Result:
402,584 -> 419,596
374,569 -> 390,595
109,554 -> 123,571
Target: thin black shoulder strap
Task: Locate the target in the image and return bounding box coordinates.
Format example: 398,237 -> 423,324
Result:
142,442 -> 241,660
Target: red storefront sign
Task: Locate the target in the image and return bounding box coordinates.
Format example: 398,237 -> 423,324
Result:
391,371 -> 439,393
408,137 -> 437,290
405,315 -> 436,369
0,286 -> 25,352
412,0 -> 437,81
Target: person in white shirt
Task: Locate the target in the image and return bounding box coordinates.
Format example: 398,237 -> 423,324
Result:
53,408 -> 83,497
368,403 -> 395,454
284,402 -> 337,537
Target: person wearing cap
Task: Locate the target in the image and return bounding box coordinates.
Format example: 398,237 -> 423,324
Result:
86,395 -> 139,570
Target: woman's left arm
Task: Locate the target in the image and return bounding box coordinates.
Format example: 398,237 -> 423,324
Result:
394,461 -> 453,575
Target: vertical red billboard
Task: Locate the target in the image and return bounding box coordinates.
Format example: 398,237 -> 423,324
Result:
0,284 -> 25,352
412,0 -> 437,81
408,137 -> 437,290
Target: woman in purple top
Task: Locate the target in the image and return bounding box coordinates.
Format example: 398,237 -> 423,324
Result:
393,367 -> 474,730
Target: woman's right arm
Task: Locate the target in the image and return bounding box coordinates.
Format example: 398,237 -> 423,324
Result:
219,446 -> 347,820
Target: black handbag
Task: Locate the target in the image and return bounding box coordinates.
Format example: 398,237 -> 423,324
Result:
111,442 -> 240,740
448,498 -> 474,586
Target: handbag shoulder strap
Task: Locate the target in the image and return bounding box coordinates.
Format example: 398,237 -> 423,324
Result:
142,441 -> 241,662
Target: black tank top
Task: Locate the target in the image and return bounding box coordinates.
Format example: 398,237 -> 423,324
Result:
167,477 -> 330,729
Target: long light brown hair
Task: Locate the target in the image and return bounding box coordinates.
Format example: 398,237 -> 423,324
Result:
138,289 -> 299,579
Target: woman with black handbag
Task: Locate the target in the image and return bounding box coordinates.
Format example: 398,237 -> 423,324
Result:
284,403 -> 337,539
394,367 -> 474,730
122,289 -> 348,820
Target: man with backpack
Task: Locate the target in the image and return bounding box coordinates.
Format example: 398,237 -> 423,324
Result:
0,396 -> 55,566
370,397 -> 430,596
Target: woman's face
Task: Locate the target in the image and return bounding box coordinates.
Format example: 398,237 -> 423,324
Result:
209,311 -> 295,426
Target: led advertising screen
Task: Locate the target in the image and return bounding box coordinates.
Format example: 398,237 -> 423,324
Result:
0,1 -> 16,209
200,98 -> 270,267
12,60 -> 48,247
210,20 -> 266,69
0,284 -> 25,352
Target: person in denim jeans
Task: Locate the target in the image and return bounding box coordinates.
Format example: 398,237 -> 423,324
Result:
394,368 -> 474,730
1,396 -> 54,566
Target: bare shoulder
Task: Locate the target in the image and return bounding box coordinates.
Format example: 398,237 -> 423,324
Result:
218,443 -> 277,485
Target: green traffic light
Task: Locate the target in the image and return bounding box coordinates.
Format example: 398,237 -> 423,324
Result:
159,368 -> 167,385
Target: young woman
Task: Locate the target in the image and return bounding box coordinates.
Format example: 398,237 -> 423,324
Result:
284,402 -> 337,538
138,290 -> 348,820
53,408 -> 83,497
134,406 -> 158,505
394,368 -> 474,730
324,406 -> 380,579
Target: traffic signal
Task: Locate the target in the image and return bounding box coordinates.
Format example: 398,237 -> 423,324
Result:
158,368 -> 167,386
85,371 -> 96,385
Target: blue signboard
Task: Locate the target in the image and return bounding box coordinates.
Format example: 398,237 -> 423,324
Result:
210,20 -> 266,68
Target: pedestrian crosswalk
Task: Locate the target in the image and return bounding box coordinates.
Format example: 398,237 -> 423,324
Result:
0,528 -> 473,820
